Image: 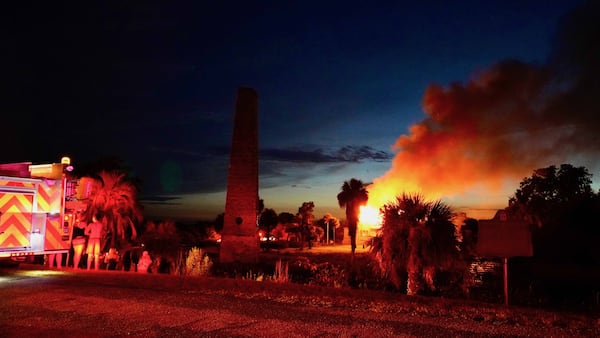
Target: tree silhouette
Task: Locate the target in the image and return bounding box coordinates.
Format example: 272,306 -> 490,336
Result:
337,178 -> 368,254
317,213 -> 339,244
259,208 -> 279,251
373,193 -> 459,295
297,201 -> 315,249
139,220 -> 181,273
508,163 -> 600,262
84,170 -> 143,270
214,213 -> 224,233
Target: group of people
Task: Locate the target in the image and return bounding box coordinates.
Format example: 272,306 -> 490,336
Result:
46,211 -> 152,273
66,211 -> 105,270
45,211 -> 103,270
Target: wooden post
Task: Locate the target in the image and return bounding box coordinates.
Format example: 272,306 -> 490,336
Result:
503,257 -> 509,306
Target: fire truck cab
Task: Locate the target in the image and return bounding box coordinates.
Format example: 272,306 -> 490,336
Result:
0,157 -> 79,266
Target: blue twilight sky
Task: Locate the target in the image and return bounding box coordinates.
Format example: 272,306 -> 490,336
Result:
3,1 -> 599,221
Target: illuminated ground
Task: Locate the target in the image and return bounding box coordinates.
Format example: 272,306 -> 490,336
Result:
1,263 -> 598,337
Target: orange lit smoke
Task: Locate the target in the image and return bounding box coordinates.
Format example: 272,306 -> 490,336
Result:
365,0 -> 600,219
368,61 -> 559,212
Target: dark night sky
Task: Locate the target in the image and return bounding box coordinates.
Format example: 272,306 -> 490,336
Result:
3,1 -> 599,221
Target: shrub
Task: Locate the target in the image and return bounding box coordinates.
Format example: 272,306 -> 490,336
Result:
185,247 -> 213,277
310,262 -> 347,288
273,259 -> 289,283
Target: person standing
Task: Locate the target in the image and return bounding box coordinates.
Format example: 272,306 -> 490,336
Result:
47,253 -> 63,269
71,211 -> 87,269
136,251 -> 152,273
85,212 -> 104,270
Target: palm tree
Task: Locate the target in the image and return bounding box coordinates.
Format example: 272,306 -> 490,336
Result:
372,193 -> 459,295
85,170 -> 144,270
319,213 -> 340,244
337,178 -> 368,254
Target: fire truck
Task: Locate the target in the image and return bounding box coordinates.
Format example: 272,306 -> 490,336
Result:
0,157 -> 81,265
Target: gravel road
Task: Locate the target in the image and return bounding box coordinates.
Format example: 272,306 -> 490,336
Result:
0,265 -> 598,337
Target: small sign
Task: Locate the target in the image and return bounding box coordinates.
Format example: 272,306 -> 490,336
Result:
477,210 -> 533,257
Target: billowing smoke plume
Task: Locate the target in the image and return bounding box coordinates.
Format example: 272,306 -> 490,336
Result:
368,1 -> 600,213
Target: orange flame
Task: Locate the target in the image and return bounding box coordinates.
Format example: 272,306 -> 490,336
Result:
358,205 -> 381,230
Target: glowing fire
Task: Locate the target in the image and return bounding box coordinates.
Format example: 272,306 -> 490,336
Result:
359,205 -> 382,229
357,184 -> 397,232
352,11 -> 600,225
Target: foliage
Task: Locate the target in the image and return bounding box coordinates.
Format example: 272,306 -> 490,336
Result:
140,220 -> 181,255
345,254 -> 390,290
278,211 -> 296,225
139,220 -> 181,274
214,260 -> 289,283
233,254 -> 383,289
426,200 -> 460,269
337,178 -> 368,253
259,208 -> 279,248
269,224 -> 287,242
175,221 -> 217,247
257,198 -> 264,214
369,193 -> 461,295
213,213 -> 224,233
337,178 -> 369,224
507,163 -> 600,262
460,217 -> 479,258
508,164 -> 595,227
273,259 -> 289,283
185,247 -> 213,277
80,169 -> 144,272
285,256 -> 315,285
278,211 -> 300,244
311,262 -> 347,288
316,213 -> 340,244
297,201 -> 315,226
297,201 -> 316,248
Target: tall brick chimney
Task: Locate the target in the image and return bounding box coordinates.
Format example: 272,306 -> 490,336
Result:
219,87 -> 260,263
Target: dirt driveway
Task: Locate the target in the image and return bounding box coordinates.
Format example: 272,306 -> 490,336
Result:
0,264 -> 597,337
